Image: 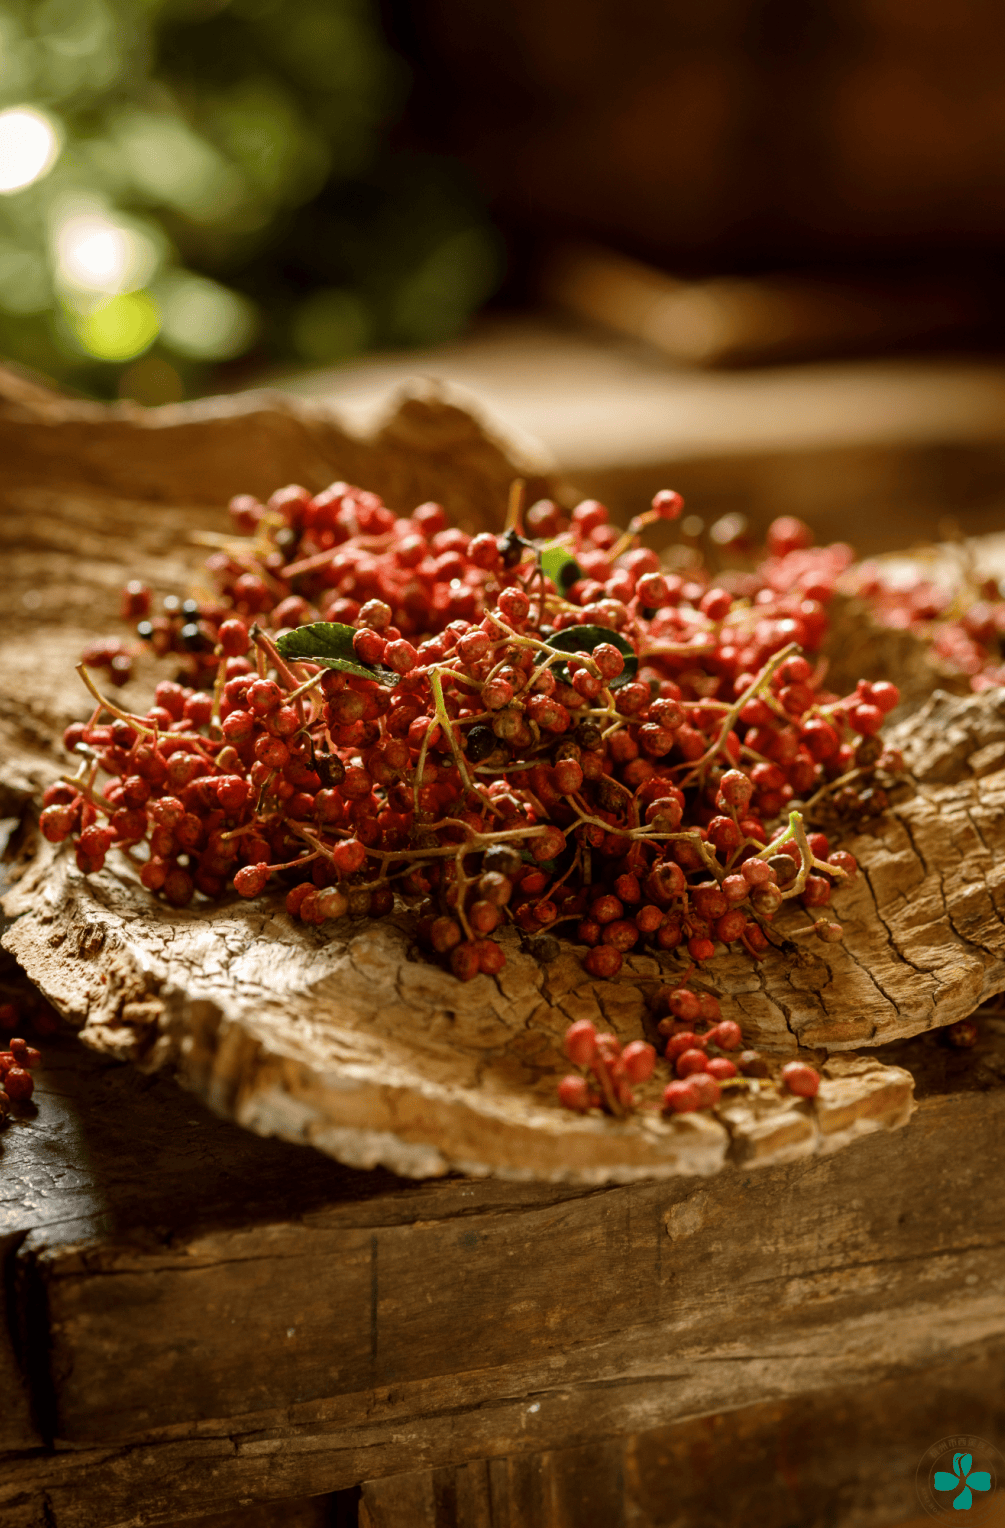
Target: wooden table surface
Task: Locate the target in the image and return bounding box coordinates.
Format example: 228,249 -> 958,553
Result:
3,969 -> 1005,1528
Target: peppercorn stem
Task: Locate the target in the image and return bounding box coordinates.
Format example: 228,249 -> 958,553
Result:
682,642 -> 800,784
802,767 -> 865,814
505,478 -> 525,534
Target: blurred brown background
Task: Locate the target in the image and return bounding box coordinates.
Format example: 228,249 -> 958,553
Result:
392,0 -> 1005,282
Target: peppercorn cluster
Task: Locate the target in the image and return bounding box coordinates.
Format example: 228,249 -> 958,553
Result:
46,485 -> 904,1116
0,1034 -> 42,1113
847,555 -> 1005,692
557,989 -> 822,1121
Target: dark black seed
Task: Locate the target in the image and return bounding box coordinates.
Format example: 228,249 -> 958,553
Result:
180,622 -> 206,651
483,844 -> 522,876
527,934 -> 561,964
465,724 -> 497,762
313,751 -> 346,788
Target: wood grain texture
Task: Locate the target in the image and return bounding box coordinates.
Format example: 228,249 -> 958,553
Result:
1,834 -> 919,1181
3,1060 -> 1005,1524
2,1014 -> 1004,1527
358,1345 -> 1005,1528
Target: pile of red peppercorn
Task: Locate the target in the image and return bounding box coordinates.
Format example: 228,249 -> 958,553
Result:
0,1034 -> 42,1115
46,483 -> 909,1121
845,552 -> 1005,692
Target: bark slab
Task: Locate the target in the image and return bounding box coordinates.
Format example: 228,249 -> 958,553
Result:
7,366 -> 1003,1180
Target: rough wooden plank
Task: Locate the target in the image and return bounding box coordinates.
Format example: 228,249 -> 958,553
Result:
0,1020 -> 1002,1526
359,1344 -> 1005,1528
8,1049 -> 1005,1451
0,1231 -> 42,1454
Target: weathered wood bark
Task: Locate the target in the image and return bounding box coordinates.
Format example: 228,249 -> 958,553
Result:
1,1022 -> 1004,1527
2,834 -> 920,1181
9,687 -> 1005,1181
4,364 -> 1005,1182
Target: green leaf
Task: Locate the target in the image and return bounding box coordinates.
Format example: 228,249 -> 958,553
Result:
275,622 -> 396,686
544,625 -> 638,690
540,544 -> 583,594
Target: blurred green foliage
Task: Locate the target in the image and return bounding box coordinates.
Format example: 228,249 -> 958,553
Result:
0,0 -> 501,398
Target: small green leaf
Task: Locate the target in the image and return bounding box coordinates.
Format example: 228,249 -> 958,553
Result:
275,622 -> 396,686
545,625 -> 638,690
540,544 -> 583,594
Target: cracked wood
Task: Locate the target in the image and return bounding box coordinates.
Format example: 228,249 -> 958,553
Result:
3,367 -> 1002,1182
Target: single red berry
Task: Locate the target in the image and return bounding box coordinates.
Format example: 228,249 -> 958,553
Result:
767,516 -> 812,557
621,1039 -> 656,1083
473,939 -> 506,975
635,904 -> 664,933
700,588 -> 732,621
867,680 -> 900,714
315,887 -> 349,921
468,532 -> 500,570
708,1020 -> 743,1050
651,489 -> 684,520
553,759 -> 584,794
828,849 -> 858,878
564,1019 -> 598,1066
218,618 -> 249,656
706,1057 -> 737,1081
662,1079 -> 700,1113
781,1060 -> 820,1098
689,1074 -> 722,1109
450,943 -> 481,981
497,587 -> 530,624
558,1074 -> 592,1112
285,883 -> 314,918
234,863 -> 270,898
584,945 -> 623,978
676,1048 -> 709,1079
665,1031 -> 705,1061
849,703 -> 883,736
384,639 -> 418,675
353,628 -> 386,665
4,1066 -> 33,1102
801,717 -> 839,761
40,804 -> 76,842
714,909 -> 746,942
592,642 -> 626,680
248,679 -> 282,715
801,875 -> 831,908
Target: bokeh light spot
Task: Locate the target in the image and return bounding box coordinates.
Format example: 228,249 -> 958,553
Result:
56,213 -> 157,295
0,108 -> 61,194
75,291 -> 160,360
157,273 -> 257,361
